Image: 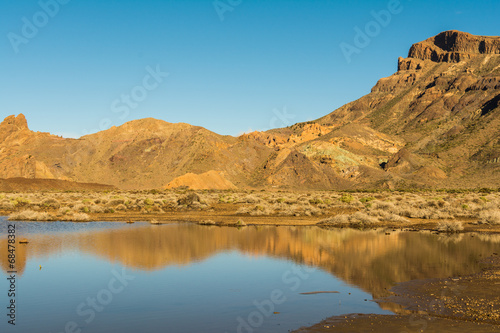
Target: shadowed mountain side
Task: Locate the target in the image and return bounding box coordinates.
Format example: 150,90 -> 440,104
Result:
2,225 -> 500,300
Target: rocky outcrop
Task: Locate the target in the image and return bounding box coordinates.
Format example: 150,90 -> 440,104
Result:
0,114 -> 31,142
1,113 -> 28,130
408,30 -> 500,63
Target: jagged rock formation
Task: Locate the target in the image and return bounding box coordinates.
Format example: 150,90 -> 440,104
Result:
1,31 -> 499,190
407,30 -> 500,63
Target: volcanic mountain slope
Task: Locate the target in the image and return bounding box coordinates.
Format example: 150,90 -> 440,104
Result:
0,115 -> 273,189
1,30 -> 499,190
275,30 -> 500,189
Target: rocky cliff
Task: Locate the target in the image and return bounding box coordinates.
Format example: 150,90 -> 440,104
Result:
408,30 -> 500,63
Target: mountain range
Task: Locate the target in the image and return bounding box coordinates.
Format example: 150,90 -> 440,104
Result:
1,30 -> 499,190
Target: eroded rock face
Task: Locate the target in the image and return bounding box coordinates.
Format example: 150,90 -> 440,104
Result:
0,114 -> 30,142
408,30 -> 500,63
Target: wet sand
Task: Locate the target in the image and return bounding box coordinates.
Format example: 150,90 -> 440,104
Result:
293,256 -> 500,332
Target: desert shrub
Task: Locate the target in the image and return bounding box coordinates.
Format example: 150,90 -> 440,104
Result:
70,213 -> 91,222
309,198 -> 323,205
13,197 -> 30,207
115,204 -> 127,211
303,205 -> 322,216
199,220 -> 216,225
89,205 -> 104,213
393,195 -> 404,201
238,194 -> 261,204
479,209 -> 500,224
319,211 -> 379,227
42,198 -> 60,209
369,210 -> 408,222
72,203 -> 86,212
58,207 -> 71,215
437,220 -> 464,232
297,196 -> 310,203
339,194 -> 354,204
9,210 -> 54,221
187,201 -> 203,209
276,204 -> 300,216
236,219 -> 247,226
0,200 -> 14,210
108,199 -> 125,206
428,211 -> 453,219
177,193 -> 200,206
237,204 -> 273,216
371,200 -> 397,212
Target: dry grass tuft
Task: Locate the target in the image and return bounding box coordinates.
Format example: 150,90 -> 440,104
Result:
437,220 -> 464,232
319,212 -> 379,227
9,210 -> 54,221
479,209 -> 500,224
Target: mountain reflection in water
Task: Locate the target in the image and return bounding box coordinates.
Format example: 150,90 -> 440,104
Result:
2,223 -> 500,299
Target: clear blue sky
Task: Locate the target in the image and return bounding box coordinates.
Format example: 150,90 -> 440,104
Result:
1,0 -> 499,137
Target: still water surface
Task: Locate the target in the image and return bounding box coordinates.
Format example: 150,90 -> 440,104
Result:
1,217 -> 500,333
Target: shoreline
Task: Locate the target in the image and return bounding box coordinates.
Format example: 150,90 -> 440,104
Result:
3,209 -> 500,234
293,255 -> 500,332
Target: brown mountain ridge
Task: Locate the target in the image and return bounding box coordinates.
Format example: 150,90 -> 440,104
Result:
1,31 -> 499,190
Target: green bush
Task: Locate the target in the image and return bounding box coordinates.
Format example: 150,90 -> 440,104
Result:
339,194 -> 354,204
309,198 -> 323,205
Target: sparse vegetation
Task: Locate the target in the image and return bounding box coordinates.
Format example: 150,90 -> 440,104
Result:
479,209 -> 500,225
437,220 -> 464,232
0,190 -> 498,230
339,194 -> 354,204
9,210 -> 54,221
